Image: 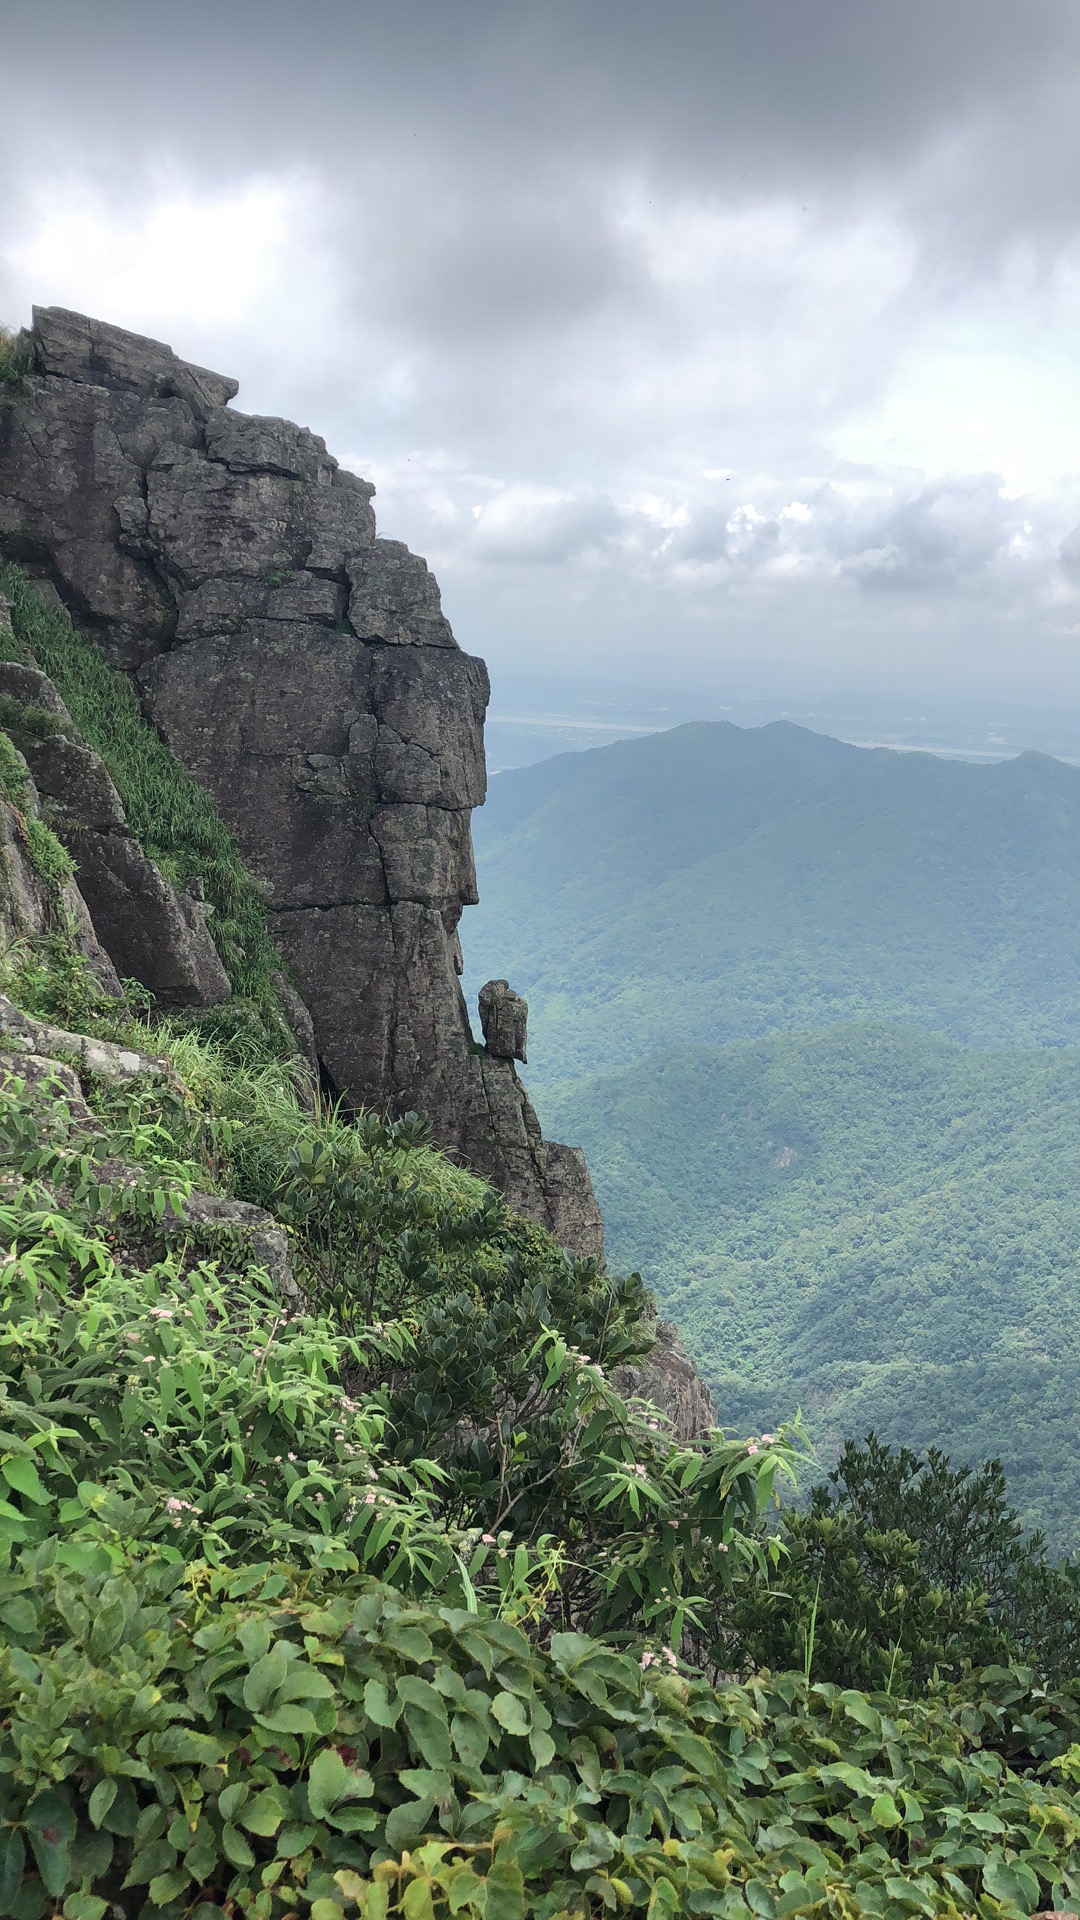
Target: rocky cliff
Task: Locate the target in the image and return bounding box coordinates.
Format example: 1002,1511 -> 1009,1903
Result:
0,307 -> 603,1258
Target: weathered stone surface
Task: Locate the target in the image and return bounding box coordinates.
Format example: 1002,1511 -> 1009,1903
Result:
478,979 -> 528,1063
33,307 -> 239,412
0,993 -> 169,1081
62,825 -> 231,1011
613,1319 -> 717,1444
0,306 -> 605,1259
19,734 -> 126,831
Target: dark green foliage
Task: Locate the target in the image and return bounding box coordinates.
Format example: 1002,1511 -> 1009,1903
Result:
3,1552 -> 1080,1920
0,562 -> 281,1009
0,693 -> 67,739
735,1436 -> 1080,1691
546,1023 -> 1080,1549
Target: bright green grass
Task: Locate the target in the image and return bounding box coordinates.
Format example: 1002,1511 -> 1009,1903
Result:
0,561 -> 279,1003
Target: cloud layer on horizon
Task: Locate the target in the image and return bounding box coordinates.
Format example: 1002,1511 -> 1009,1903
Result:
4,0 -> 1080,700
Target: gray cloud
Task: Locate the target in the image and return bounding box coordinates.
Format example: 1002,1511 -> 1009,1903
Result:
3,0 -> 1080,701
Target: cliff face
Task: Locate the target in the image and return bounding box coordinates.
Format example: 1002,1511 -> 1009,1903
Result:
0,307 -> 603,1258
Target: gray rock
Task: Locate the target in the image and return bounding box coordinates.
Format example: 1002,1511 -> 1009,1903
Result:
613,1319 -> 717,1444
0,993 -> 168,1081
19,734 -> 127,830
478,979 -> 528,1063
61,825 -> 231,1011
0,771 -> 121,998
32,305 -> 239,412
0,306 -> 607,1260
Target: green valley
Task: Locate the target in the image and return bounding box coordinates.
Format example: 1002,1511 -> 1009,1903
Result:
544,1022 -> 1080,1550
466,720 -> 1080,1080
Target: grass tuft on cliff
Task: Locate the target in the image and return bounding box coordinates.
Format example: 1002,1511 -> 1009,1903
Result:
0,324 -> 31,386
0,561 -> 280,1005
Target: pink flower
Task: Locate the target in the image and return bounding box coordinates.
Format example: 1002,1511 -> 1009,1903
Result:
364,1492 -> 376,1505
746,1443 -> 759,1456
165,1498 -> 184,1513
315,1492 -> 324,1504
482,1533 -> 496,1544
631,1464 -> 647,1478
287,1452 -> 297,1462
640,1651 -> 655,1668
761,1433 -> 775,1445
718,1542 -> 729,1553
148,1307 -> 173,1320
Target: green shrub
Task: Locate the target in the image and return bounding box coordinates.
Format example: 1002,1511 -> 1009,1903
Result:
0,563 -> 281,1010
0,324 -> 31,386
0,1548 -> 1079,1920
734,1435 -> 1080,1690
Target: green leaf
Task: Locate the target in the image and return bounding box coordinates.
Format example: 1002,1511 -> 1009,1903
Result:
256,1702 -> 320,1734
363,1678 -> 399,1728
482,1860 -> 526,1920
451,1712 -> 489,1769
278,1664 -> 336,1701
240,1789 -> 287,1837
221,1823 -> 256,1871
982,1857 -> 1040,1912
87,1782 -> 117,1830
243,1647 -> 288,1710
402,1880 -> 435,1920
0,1831 -> 25,1915
310,1901 -> 344,1920
385,1799 -> 435,1853
308,1747 -> 349,1821
491,1691 -> 529,1737
149,1870 -> 192,1906
2,1457 -> 50,1505
62,1897 -> 107,1920
0,1596 -> 36,1634
276,1825 -> 318,1859
871,1793 -> 903,1829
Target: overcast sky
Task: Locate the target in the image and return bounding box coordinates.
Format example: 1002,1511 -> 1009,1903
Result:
4,0 -> 1080,703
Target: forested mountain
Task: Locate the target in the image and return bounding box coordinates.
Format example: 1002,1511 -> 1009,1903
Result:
544,1023 -> 1080,1550
467,720 -> 1080,1545
466,720 -> 1080,1081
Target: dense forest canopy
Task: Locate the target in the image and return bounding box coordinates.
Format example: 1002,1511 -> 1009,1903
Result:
543,1022 -> 1080,1549
467,720 -> 1080,1080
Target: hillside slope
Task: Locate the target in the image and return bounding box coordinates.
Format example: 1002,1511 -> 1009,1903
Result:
545,1023 -> 1080,1549
466,720 -> 1080,1082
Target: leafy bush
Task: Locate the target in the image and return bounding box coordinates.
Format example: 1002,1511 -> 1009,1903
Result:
735,1436 -> 1080,1690
2,1549 -> 1080,1920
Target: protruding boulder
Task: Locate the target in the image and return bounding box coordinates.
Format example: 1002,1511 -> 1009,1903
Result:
478,978 -> 528,1063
